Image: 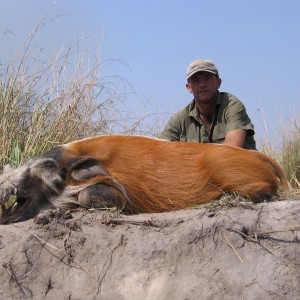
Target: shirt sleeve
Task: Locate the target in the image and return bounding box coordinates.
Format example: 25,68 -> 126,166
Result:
224,98 -> 255,135
158,114 -> 181,141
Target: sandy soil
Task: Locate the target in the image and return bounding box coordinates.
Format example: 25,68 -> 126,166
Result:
0,199 -> 300,300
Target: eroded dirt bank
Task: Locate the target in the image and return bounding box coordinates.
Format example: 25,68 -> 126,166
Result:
0,199 -> 300,300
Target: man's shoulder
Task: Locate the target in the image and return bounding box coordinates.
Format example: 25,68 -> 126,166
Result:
219,92 -> 246,110
219,92 -> 242,104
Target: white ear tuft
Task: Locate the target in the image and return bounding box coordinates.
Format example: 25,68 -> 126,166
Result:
3,164 -> 13,174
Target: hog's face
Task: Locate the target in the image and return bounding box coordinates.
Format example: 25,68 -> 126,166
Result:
0,158 -> 65,224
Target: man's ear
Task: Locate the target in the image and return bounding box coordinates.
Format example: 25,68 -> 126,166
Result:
186,83 -> 192,93
217,77 -> 222,89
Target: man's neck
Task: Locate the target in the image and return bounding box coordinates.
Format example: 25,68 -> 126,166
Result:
195,96 -> 218,120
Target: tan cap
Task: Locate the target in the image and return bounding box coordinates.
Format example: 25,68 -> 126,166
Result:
186,59 -> 219,79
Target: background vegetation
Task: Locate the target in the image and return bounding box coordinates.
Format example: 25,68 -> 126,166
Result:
260,119 -> 300,190
0,20 -> 161,167
0,21 -> 299,191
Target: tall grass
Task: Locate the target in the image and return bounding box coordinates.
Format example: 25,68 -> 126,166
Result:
0,19 -> 158,168
259,113 -> 300,191
281,117 -> 300,190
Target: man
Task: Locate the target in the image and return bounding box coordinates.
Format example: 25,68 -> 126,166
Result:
158,59 -> 256,150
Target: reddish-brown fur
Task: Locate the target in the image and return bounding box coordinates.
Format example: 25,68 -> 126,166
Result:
61,135 -> 289,213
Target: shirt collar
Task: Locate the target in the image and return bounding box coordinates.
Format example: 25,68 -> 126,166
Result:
188,92 -> 222,121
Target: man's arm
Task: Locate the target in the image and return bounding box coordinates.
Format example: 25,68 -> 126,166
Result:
222,129 -> 246,148
222,95 -> 256,149
158,116 -> 181,141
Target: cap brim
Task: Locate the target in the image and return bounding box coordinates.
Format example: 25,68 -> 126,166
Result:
187,69 -> 217,79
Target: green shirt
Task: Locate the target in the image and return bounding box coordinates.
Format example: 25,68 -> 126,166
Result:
158,92 -> 256,150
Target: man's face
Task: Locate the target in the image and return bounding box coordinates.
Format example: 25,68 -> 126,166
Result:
186,72 -> 221,103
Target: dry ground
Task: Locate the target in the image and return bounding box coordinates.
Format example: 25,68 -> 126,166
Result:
0,198 -> 300,300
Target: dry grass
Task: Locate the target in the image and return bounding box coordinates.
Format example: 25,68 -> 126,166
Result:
259,113 -> 300,191
281,119 -> 300,190
0,18 -> 160,168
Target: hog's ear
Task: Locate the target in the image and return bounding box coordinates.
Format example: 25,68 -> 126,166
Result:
70,157 -> 110,181
30,158 -> 64,193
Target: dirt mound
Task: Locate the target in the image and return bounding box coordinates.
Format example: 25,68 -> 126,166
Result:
0,199 -> 300,300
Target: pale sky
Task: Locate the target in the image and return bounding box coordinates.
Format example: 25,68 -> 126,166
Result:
1,0 -> 299,146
